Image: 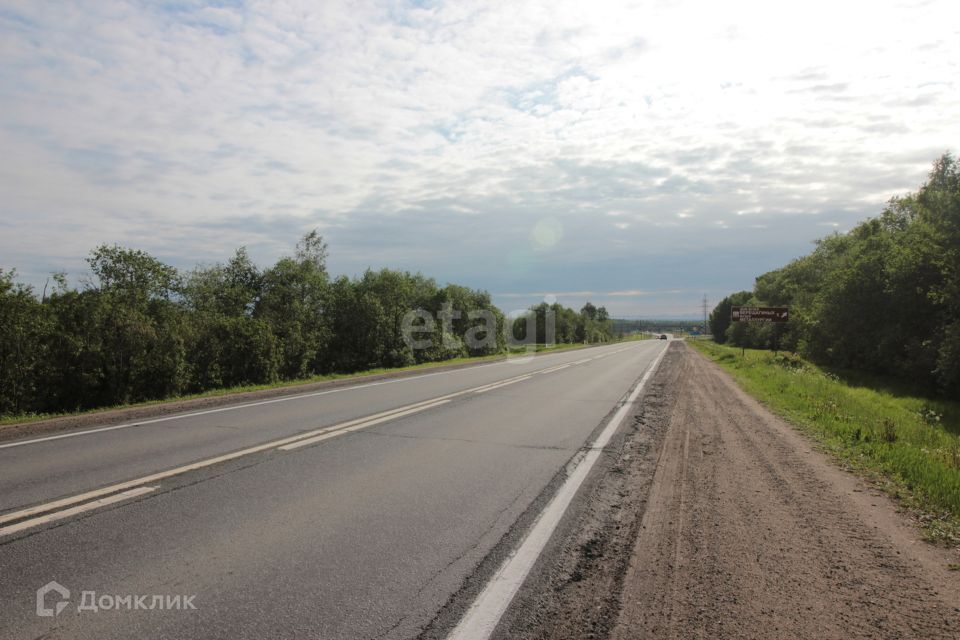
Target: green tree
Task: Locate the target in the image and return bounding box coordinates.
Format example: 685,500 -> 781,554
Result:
257,232 -> 330,379
709,291 -> 751,344
80,246 -> 187,405
0,270 -> 52,414
580,301 -> 597,321
88,245 -> 180,303
713,153 -> 960,396
183,248 -> 261,317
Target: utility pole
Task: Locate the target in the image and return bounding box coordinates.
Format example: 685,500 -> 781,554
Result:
701,294 -> 708,338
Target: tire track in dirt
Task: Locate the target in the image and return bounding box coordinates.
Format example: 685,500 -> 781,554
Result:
495,342 -> 960,639
612,343 -> 959,639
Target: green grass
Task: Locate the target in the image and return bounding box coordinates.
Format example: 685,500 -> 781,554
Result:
0,337 -> 644,428
690,340 -> 960,545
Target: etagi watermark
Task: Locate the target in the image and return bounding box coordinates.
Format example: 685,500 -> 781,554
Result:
36,581 -> 196,617
401,303 -> 556,363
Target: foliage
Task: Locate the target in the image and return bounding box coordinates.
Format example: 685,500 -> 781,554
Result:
510,301 -> 614,346
711,153 -> 960,396
0,232 -> 505,417
0,270 -> 52,415
708,291 -> 751,344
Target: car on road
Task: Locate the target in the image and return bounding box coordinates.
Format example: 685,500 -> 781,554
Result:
659,334 -> 668,340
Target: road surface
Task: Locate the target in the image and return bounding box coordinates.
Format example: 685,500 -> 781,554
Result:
0,340 -> 667,639
5,340 -> 958,640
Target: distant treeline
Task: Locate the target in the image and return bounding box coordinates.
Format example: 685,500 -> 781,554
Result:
610,319 -> 704,335
0,231 -> 614,417
514,300 -> 613,344
709,153 -> 960,397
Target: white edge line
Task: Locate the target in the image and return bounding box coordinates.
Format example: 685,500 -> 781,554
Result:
0,369 -> 543,526
0,341 -> 657,532
0,486 -> 157,537
446,342 -> 669,640
0,395 -> 463,527
0,364 -> 502,451
0,343 -> 646,451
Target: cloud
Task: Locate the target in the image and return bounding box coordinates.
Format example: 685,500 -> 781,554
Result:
1,0 -> 958,317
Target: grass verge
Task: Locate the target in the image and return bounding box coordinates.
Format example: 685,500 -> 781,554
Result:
690,340 -> 960,546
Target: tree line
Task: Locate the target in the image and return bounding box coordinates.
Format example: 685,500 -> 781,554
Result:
0,231 -> 614,417
512,300 -> 613,344
709,153 -> 960,396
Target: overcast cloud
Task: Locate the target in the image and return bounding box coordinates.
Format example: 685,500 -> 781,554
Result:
1,0 -> 957,316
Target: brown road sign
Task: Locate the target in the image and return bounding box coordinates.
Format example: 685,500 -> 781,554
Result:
731,306 -> 789,323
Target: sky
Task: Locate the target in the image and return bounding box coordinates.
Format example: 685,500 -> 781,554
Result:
1,0 -> 957,317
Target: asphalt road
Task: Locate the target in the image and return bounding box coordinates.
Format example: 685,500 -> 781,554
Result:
0,339 -> 668,639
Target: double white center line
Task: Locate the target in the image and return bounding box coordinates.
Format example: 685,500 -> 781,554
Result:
278,398 -> 454,451
0,487 -> 158,537
0,347 -> 627,537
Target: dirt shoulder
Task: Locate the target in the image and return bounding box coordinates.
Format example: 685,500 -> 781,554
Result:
491,341 -> 684,639
499,341 -> 960,639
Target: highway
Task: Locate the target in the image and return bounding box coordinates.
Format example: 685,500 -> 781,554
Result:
0,339 -> 668,640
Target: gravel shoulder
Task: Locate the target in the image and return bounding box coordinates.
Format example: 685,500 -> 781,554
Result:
498,341 -> 960,639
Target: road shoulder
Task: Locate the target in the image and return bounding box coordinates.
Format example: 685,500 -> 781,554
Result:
494,341 -> 960,639
613,342 -> 959,638
486,343 -> 684,639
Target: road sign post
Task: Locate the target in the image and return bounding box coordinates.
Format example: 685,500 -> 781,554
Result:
730,307 -> 789,323
730,307 -> 789,355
